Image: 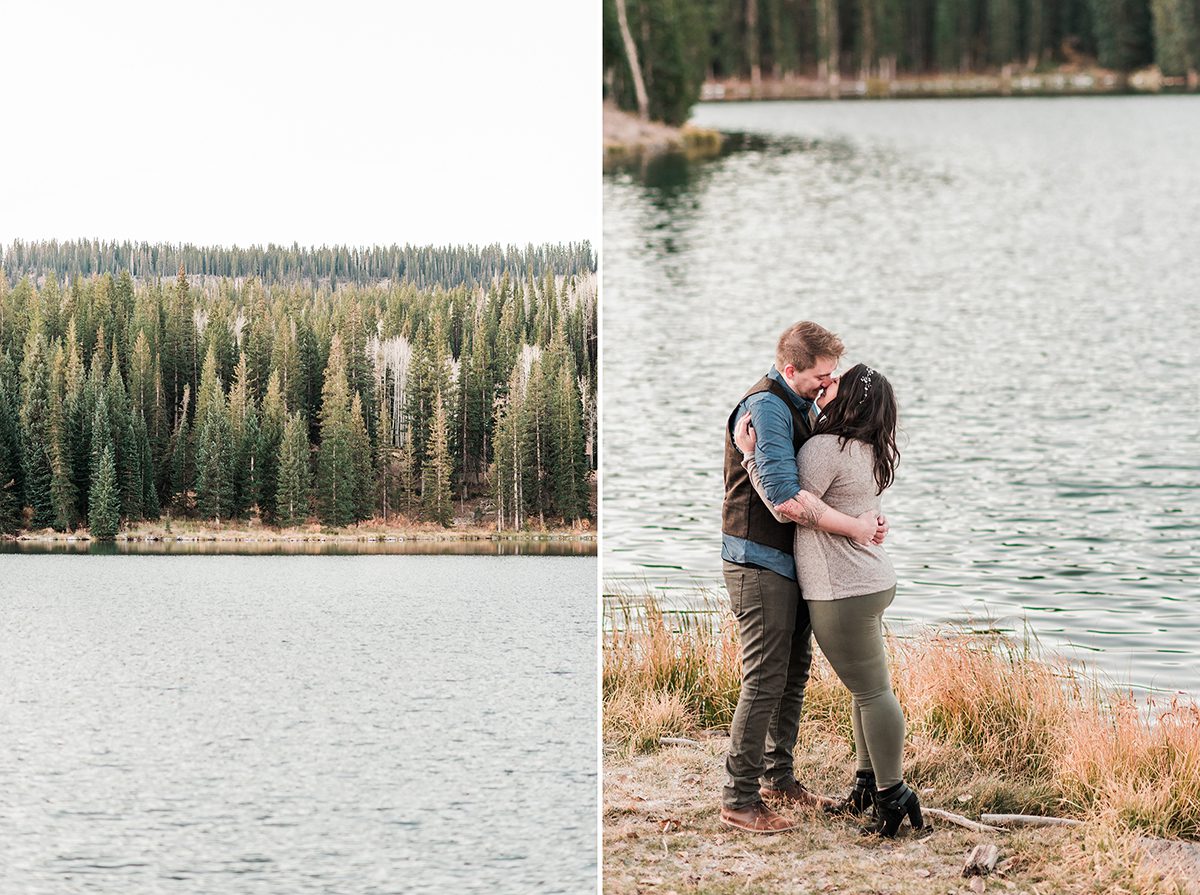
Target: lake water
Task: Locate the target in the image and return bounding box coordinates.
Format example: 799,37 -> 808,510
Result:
0,556 -> 596,894
603,97 -> 1200,695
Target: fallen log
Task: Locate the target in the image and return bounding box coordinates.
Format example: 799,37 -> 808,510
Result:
658,736 -> 702,747
980,813 -> 1083,829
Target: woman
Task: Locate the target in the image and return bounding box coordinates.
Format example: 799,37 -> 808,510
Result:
734,363 -> 923,838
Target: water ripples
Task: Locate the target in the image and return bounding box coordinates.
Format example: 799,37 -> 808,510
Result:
0,556 -> 596,894
603,96 -> 1200,695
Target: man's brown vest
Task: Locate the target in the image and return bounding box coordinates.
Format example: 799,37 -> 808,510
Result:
722,376 -> 812,556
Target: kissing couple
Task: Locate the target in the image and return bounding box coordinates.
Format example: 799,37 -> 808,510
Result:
719,320 -> 924,838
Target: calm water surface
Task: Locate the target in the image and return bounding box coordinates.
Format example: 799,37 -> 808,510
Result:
603,97 -> 1199,694
0,556 -> 595,894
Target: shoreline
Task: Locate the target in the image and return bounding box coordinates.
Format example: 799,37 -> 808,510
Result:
603,102 -> 724,166
5,521 -> 595,546
702,66 -> 1199,102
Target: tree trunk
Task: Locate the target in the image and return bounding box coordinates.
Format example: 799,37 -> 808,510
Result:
615,0 -> 650,120
747,0 -> 762,95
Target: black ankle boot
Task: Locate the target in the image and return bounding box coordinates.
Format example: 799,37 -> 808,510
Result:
825,769 -> 876,816
867,781 -> 924,838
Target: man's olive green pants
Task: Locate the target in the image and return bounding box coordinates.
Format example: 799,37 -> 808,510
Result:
806,586 -> 905,789
721,561 -> 813,809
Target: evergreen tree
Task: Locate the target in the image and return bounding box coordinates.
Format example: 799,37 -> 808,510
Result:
257,370 -> 286,523
422,391 -> 455,526
48,341 -> 78,530
19,334 -> 54,527
276,411 -> 312,527
492,360 -> 532,529
316,334 -> 356,526
106,348 -> 139,520
350,392 -> 374,522
227,353 -> 258,518
0,354 -> 23,534
89,393 -> 118,537
88,444 -> 120,540
168,385 -> 194,513
195,408 -> 234,521
193,344 -> 234,521
547,335 -> 590,522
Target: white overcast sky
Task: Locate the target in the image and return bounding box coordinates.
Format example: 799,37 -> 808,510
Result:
0,1 -> 599,248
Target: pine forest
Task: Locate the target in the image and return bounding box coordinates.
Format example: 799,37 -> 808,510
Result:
604,0 -> 1200,124
0,241 -> 597,539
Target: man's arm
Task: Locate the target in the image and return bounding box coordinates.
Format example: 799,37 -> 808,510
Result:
735,412 -> 886,545
740,395 -> 802,506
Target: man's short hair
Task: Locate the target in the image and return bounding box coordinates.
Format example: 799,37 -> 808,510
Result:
776,321 -> 844,372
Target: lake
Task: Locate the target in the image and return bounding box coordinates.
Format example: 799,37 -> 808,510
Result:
0,555 -> 596,894
602,96 -> 1199,695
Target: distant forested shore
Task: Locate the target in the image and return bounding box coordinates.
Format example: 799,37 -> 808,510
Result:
0,241 -> 596,539
1,239 -> 595,290
604,0 -> 1200,124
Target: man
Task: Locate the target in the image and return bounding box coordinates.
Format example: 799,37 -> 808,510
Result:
720,321 -> 887,833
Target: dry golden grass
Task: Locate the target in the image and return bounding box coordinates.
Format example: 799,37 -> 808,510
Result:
603,594 -> 1200,892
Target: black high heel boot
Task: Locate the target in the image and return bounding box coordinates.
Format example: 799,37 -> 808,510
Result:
868,781 -> 924,838
825,769 -> 876,816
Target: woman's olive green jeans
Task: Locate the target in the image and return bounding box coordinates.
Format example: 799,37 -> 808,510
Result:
805,586 -> 905,788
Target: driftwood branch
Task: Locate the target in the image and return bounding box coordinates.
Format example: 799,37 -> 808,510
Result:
980,813 -> 1083,829
924,807 -> 1004,833
658,736 -> 702,747
962,843 -> 1001,877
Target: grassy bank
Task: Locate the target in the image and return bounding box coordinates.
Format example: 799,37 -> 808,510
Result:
7,515 -> 595,544
604,596 -> 1200,893
603,102 -> 724,167
701,66 -> 1198,101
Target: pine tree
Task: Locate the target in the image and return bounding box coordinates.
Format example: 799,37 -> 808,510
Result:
227,353 -> 258,518
257,370 -> 286,523
194,410 -> 233,522
0,354 -> 23,534
88,444 -> 120,540
492,360 -> 531,530
19,334 -> 54,527
350,392 -> 374,522
106,348 -> 139,520
193,345 -> 234,521
276,411 -> 312,527
48,341 -> 78,530
168,385 -> 193,513
316,334 -> 356,526
89,393 -> 119,537
422,391 -> 455,526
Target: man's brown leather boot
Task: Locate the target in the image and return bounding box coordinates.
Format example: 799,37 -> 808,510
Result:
719,800 -> 796,833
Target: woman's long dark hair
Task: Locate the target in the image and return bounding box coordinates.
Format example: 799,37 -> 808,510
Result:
812,363 -> 899,495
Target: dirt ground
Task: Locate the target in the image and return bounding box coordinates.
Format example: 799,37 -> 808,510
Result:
604,735 -> 1192,895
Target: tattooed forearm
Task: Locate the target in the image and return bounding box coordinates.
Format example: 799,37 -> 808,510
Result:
774,491 -> 830,528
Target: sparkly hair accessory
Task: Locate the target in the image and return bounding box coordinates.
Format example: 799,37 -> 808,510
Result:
859,368 -> 875,404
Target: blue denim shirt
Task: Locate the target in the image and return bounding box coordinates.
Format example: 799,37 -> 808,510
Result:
721,366 -> 816,581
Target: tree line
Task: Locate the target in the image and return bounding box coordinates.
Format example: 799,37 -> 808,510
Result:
0,250 -> 596,538
604,0 -> 1199,123
2,239 -> 596,291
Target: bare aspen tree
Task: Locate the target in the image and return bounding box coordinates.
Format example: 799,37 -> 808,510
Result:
615,0 -> 650,120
